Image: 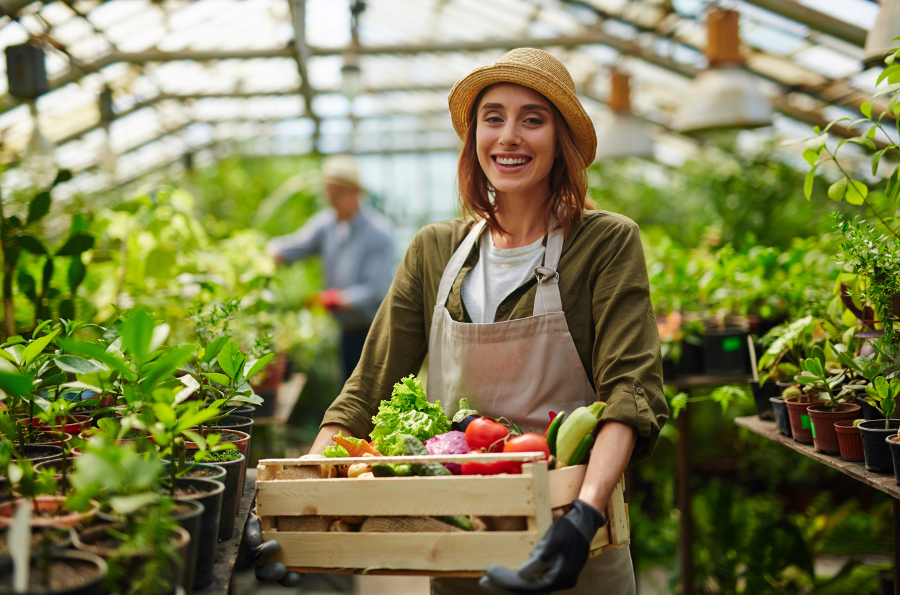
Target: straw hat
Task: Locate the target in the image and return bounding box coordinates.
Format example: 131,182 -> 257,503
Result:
448,48 -> 597,166
322,154 -> 364,191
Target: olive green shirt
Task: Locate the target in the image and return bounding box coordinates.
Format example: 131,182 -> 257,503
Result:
321,210 -> 668,464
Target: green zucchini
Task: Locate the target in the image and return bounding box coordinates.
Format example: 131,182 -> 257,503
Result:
394,463 -> 413,477
568,433 -> 595,466
371,463 -> 396,477
556,402 -> 605,466
546,411 -> 566,457
401,435 -> 451,476
435,515 -> 474,531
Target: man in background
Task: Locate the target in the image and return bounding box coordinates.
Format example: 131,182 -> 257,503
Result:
267,155 -> 394,380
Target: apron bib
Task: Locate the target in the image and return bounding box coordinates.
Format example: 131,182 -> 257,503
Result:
427,219 -> 635,595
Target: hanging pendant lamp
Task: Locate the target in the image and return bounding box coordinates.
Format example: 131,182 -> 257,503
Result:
673,8 -> 772,134
864,0 -> 900,67
595,69 -> 654,161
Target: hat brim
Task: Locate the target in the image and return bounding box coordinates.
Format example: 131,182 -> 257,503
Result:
448,62 -> 597,166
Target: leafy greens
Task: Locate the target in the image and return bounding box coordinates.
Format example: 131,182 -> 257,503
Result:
370,375 -> 450,456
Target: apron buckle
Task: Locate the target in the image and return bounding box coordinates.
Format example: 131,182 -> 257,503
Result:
535,266 -> 559,284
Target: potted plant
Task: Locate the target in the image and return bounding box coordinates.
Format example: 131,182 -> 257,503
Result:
835,418 -> 866,462
799,349 -> 860,454
857,377 -> 900,473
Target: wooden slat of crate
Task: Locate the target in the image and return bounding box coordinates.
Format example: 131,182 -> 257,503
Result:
267,531 -> 540,572
258,474 -> 537,517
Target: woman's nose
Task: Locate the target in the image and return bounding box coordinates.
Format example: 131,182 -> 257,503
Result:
498,122 -> 520,148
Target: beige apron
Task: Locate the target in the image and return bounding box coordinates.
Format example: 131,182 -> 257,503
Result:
427,220 -> 635,595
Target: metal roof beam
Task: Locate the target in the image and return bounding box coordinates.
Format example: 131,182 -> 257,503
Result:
739,0 -> 867,47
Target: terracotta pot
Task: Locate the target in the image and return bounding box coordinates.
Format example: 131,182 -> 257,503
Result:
0,496 -> 98,528
834,420 -> 865,462
0,550 -> 107,595
24,415 -> 91,436
807,403 -> 861,454
784,396 -> 823,444
19,431 -> 72,448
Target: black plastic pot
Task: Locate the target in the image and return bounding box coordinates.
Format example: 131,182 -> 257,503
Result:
0,550 -> 107,595
212,415 -> 253,438
859,420 -> 900,473
662,357 -> 678,381
229,405 -> 256,420
168,477 -> 224,589
678,341 -> 704,375
182,452 -> 245,541
750,380 -> 778,420
171,499 -> 204,595
769,397 -> 792,437
702,327 -> 750,376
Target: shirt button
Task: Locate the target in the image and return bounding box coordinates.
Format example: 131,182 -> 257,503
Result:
500,305 -> 507,313
635,386 -> 644,395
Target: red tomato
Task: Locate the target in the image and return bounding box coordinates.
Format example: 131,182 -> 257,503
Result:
465,417 -> 510,453
503,433 -> 550,473
461,450 -> 513,476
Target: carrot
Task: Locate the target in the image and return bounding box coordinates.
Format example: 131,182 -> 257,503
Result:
333,434 -> 381,457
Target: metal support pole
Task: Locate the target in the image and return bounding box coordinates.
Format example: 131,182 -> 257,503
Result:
677,407 -> 694,595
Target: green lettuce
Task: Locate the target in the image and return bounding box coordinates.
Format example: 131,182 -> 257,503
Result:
323,444 -> 349,458
370,375 -> 450,456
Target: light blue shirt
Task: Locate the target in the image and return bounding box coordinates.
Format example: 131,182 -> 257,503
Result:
269,207 -> 395,331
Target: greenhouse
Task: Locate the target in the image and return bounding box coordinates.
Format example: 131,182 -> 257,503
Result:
0,0 -> 899,594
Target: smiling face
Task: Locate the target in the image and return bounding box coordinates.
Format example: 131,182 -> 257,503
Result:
475,83 -> 558,200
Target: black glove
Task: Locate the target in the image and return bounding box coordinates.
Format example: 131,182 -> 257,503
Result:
479,499 -> 606,594
244,512 -> 303,587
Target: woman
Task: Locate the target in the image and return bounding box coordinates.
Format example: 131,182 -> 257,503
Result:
311,48 -> 667,594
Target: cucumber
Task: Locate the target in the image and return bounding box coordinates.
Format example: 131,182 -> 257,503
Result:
545,411 -> 566,457
371,463 -> 396,477
401,435 -> 451,476
435,515 -> 474,531
568,433 -> 595,466
394,463 -> 413,476
556,402 -> 605,466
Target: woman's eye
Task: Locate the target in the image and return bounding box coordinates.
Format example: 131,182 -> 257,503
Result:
484,116 -> 503,123
525,117 -> 543,125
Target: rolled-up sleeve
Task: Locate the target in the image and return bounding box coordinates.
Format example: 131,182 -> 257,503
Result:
591,218 -> 667,464
320,229 -> 428,438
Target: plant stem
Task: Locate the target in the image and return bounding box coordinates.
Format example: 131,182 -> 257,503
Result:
0,189 -> 15,340
831,153 -> 900,238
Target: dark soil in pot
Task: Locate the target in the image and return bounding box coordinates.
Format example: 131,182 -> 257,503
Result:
769,397 -> 792,437
0,551 -> 107,595
22,445 -> 63,465
166,477 -> 224,589
0,526 -> 71,557
858,420 -> 900,473
0,497 -> 97,528
750,380 -> 778,421
808,403 -> 861,454
834,420 -> 865,462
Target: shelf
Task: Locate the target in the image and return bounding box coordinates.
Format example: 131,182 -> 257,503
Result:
255,373 -> 306,426
735,416 -> 900,500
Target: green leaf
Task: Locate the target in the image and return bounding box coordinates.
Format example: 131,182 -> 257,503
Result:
0,369 -> 34,397
846,180 -> 868,206
51,170 -> 73,188
17,235 -> 46,255
69,214 -> 89,235
139,344 -> 195,389
152,402 -> 177,427
26,191 -> 51,226
110,493 -> 160,516
182,430 -> 207,450
861,102 -> 873,118
58,298 -> 75,321
801,148 -> 820,166
203,372 -> 231,386
67,258 -> 86,293
828,179 -> 848,202
17,267 -> 35,300
121,309 -> 154,361
847,136 -> 877,150
874,82 -> 900,98
22,329 -> 59,367
873,147 -> 889,176
54,355 -> 108,375
59,339 -> 136,382
216,341 -> 242,380
804,165 -> 817,199
202,336 -> 229,365
55,234 -> 94,257
822,117 -> 850,134
245,353 -> 274,381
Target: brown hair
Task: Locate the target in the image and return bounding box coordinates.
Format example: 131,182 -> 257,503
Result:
456,86 -> 591,236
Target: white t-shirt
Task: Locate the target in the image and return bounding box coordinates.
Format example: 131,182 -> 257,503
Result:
461,230 -> 545,324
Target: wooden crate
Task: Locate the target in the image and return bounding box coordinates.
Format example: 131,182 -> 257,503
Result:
256,452 -> 630,577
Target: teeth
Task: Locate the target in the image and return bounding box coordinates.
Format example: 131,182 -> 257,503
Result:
496,157 -> 529,166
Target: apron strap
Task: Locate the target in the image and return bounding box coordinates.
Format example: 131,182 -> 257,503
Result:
435,219 -> 488,308
533,221 -> 564,316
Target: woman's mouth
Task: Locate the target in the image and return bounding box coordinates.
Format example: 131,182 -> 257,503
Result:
492,155 -> 532,173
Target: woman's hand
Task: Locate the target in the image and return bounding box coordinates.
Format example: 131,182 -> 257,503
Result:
479,500 -> 606,593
